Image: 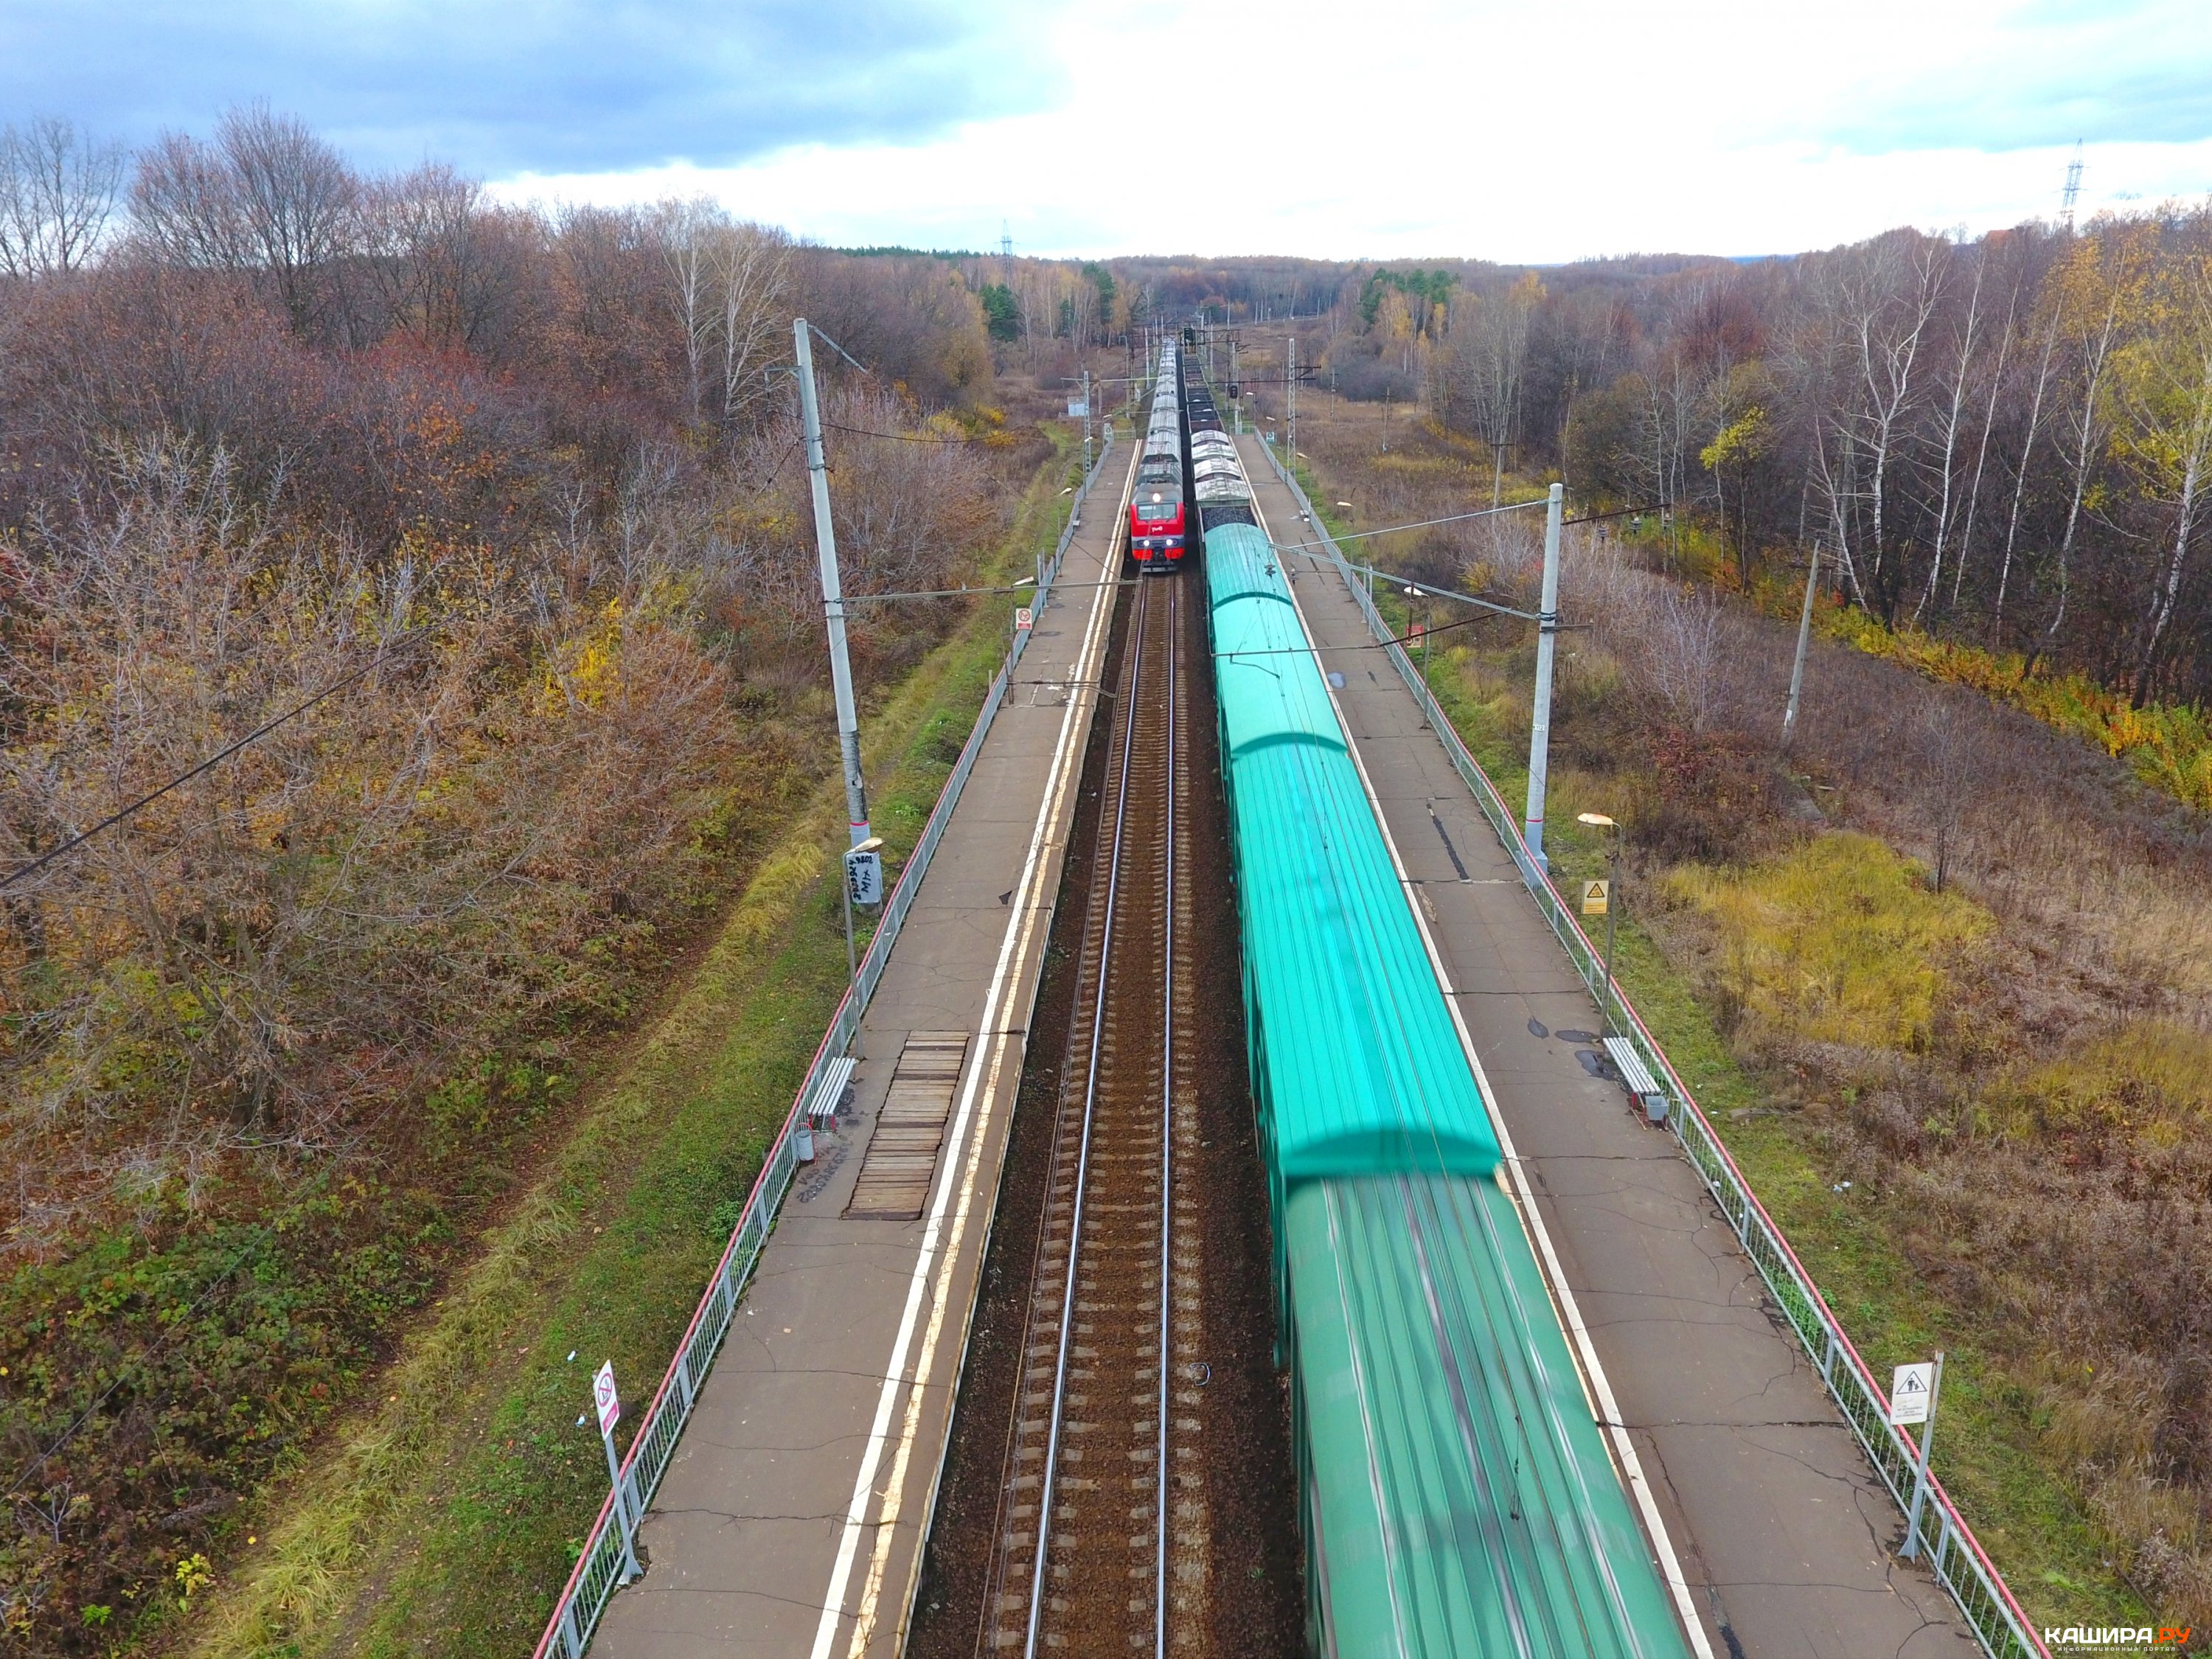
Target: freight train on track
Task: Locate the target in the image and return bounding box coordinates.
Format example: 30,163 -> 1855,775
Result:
1189,356 -> 1699,1657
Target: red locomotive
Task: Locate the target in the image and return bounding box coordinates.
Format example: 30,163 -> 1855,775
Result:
1128,341 -> 1189,568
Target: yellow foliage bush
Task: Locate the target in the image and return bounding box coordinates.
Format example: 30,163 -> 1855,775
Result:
1823,606 -> 2212,813
1662,832 -> 1992,1053
1984,1020 -> 2212,1142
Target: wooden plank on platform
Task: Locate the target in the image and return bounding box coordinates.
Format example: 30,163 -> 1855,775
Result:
844,1031 -> 972,1221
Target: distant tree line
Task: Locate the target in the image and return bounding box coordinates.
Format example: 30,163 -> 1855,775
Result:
1240,224 -> 2212,709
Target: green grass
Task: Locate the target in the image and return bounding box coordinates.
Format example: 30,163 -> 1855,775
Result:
1467,714 -> 2137,1631
1295,458 -> 2143,1630
181,441 -> 1078,1659
1527,808 -> 2142,1622
1598,909 -> 2146,1632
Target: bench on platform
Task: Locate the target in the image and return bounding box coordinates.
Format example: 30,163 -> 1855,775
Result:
804,1054 -> 858,1127
1602,1036 -> 1669,1124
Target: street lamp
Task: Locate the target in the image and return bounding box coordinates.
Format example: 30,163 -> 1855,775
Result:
1577,812 -> 1623,1036
1405,585 -> 1430,695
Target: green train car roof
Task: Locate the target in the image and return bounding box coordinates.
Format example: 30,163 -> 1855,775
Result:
1289,1175 -> 1691,1658
1204,521 -> 1500,1181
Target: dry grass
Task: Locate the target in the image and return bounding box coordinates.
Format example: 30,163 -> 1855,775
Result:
1660,833 -> 1992,1054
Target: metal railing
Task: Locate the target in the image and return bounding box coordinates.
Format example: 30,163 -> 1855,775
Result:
532,436 -> 1119,1659
1256,439 -> 2048,1659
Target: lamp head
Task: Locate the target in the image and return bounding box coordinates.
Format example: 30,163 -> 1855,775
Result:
1576,813 -> 1616,830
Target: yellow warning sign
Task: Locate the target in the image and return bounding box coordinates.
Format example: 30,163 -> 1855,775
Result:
1581,879 -> 1609,917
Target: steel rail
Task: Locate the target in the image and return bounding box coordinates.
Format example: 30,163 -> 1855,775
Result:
1154,578 -> 1177,1659
1022,577 -> 1152,1659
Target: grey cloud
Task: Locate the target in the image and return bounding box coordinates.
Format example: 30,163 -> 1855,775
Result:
1795,0 -> 2212,157
0,0 -> 1067,174
1820,63 -> 2212,155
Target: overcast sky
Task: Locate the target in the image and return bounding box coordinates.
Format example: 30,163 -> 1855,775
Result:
5,0 -> 2210,262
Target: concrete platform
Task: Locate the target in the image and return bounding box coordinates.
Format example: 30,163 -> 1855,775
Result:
590,448 -> 1135,1659
1239,436 -> 1978,1659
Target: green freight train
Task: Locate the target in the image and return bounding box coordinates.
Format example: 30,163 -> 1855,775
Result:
1200,490 -> 1696,1657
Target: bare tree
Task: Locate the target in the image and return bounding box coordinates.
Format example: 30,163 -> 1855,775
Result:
359,162 -> 498,347
1446,273 -> 1543,504
2039,221 -> 2146,657
655,197 -> 720,425
653,201 -> 788,433
1842,232 -> 1946,619
1915,237 -> 1983,622
129,128 -> 248,268
220,105 -> 359,331
1644,580 -> 1725,731
129,104 -> 360,332
712,221 -> 789,431
1948,268 -> 2023,611
1917,699 -> 1973,891
1994,290 -> 2062,630
0,116 -> 125,276
2116,212 -> 2212,700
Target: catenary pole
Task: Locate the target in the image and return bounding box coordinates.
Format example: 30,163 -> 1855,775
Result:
794,317 -> 871,849
1523,481 -> 1565,870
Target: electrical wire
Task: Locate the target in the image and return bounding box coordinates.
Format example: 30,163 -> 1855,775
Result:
1215,605 -> 1571,662
1267,496 -> 1545,553
821,421 -> 977,445
0,630 -> 429,897
1268,496 -> 1672,555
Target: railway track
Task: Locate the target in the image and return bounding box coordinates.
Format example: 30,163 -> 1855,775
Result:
978,574 -> 1204,1655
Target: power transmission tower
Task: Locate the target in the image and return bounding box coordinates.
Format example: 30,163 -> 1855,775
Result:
2060,141 -> 2084,230
1000,221 -> 1013,288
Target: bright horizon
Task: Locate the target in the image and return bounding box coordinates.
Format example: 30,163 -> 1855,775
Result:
7,0 -> 2212,262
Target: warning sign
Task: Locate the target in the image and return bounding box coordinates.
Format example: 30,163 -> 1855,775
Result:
1015,606 -> 1034,631
1889,1361 -> 1934,1426
1581,879 -> 1609,917
593,1361 -> 621,1434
